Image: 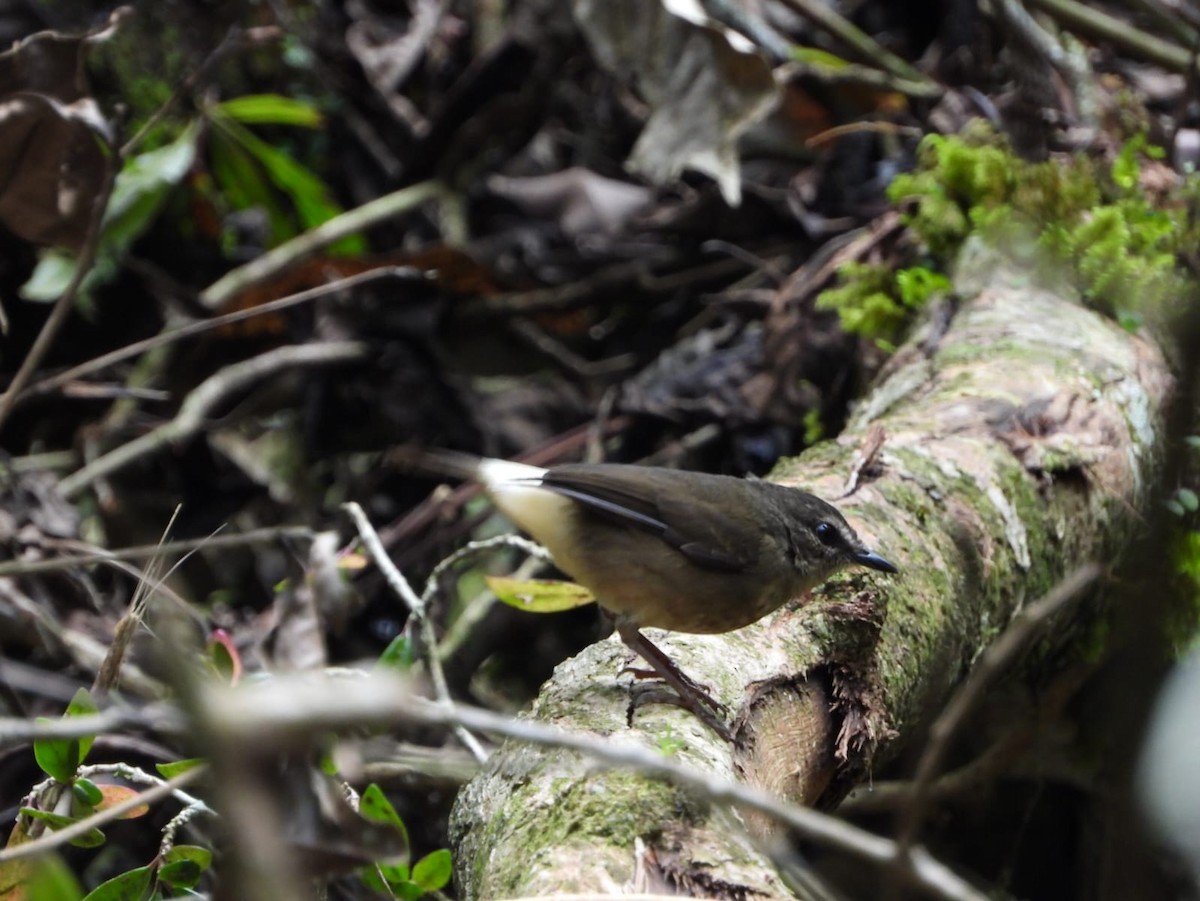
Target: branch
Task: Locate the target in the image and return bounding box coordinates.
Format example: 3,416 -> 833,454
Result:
57,341 -> 367,498
198,181 -> 444,310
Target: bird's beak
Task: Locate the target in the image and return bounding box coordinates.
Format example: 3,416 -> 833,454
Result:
854,549 -> 899,574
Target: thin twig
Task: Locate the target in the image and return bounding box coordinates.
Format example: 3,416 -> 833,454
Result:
421,534 -> 553,606
840,727 -> 1033,815
459,256 -> 750,320
893,562 -> 1104,855
1024,0 -> 1200,73
217,676 -> 989,901
774,0 -> 942,92
0,679 -> 985,900
57,341 -> 367,498
0,138 -> 119,435
83,762 -> 213,814
0,703 -> 184,747
993,0 -> 1098,129
19,268 -> 411,405
0,526 -> 315,578
199,181 -> 444,309
342,502 -> 489,763
120,26 -> 267,157
342,502 -> 424,613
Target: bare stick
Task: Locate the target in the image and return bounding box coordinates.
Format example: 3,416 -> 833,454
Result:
0,526 -> 315,578
199,181 -> 444,309
774,0 -> 941,92
57,341 -> 366,498
19,268 -> 409,405
0,678 -> 984,900
342,502 -> 489,763
1025,0 -> 1200,72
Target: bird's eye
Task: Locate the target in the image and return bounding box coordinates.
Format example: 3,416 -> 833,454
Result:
815,522 -> 839,546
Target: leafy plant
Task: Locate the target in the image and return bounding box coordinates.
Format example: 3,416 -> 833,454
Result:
357,784 -> 453,899
204,93 -> 364,255
32,688 -> 98,785
21,127 -> 200,302
1,691 -> 216,900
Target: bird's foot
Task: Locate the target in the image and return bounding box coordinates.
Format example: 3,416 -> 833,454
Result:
626,681 -> 733,741
615,622 -> 734,740
619,664 -> 726,716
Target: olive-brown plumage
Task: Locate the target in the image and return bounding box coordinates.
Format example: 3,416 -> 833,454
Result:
423,453 -> 898,737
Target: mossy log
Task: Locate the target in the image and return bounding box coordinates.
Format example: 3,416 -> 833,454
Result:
448,240 -> 1173,899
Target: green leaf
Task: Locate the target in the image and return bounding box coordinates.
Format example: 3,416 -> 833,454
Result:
485,576 -> 596,613
378,861 -> 411,885
216,94 -> 323,128
790,46 -> 851,69
73,778 -> 103,807
96,126 -> 198,263
34,688 -> 98,782
358,865 -> 390,894
209,113 -> 364,254
318,749 -> 339,776
155,758 -> 206,779
410,849 -> 452,891
393,880 -> 427,900
1178,488 -> 1199,513
207,629 -> 242,684
357,784 -> 410,869
20,126 -> 199,302
377,634 -> 415,671
23,855 -> 84,901
358,784 -> 409,835
19,250 -> 78,302
65,688 -> 98,721
19,808 -> 106,848
1185,436 -> 1200,449
158,845 -> 212,889
208,126 -> 293,245
81,865 -> 153,901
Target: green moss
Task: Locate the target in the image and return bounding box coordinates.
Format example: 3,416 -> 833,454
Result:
1168,528 -> 1200,653
480,767 -> 698,894
816,262 -> 950,345
824,122 -> 1195,341
889,124 -> 1192,324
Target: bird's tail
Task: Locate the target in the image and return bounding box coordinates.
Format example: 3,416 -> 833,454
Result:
389,446 -> 488,481
390,448 -> 547,486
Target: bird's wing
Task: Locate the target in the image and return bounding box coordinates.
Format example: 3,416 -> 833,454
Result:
537,465 -> 754,572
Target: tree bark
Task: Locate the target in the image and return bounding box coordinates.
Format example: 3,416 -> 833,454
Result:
448,239 -> 1173,899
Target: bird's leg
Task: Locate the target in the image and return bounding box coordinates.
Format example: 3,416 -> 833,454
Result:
615,621 -> 732,740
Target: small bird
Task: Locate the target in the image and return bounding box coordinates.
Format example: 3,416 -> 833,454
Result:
416,453 -> 897,737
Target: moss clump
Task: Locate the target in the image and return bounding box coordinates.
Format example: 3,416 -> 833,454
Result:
816,262 -> 950,349
1168,527 -> 1200,654
891,125 -> 1191,323
820,122 -> 1196,340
